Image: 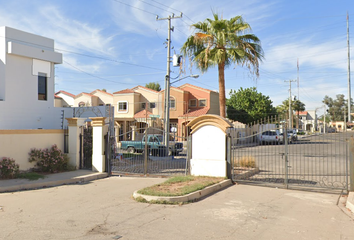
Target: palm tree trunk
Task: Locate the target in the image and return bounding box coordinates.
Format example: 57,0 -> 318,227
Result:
218,62 -> 226,118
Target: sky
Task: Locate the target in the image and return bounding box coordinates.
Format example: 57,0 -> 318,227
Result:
1,0 -> 353,112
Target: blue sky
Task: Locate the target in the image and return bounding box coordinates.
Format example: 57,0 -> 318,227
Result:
1,0 -> 353,111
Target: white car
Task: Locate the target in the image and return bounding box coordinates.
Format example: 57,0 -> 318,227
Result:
260,130 -> 284,145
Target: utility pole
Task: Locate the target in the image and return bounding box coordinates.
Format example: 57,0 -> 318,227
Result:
285,80 -> 297,129
347,12 -> 352,123
156,13 -> 182,149
297,58 -> 300,129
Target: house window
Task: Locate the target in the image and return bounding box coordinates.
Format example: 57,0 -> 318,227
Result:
169,97 -> 176,109
150,102 -> 156,109
199,99 -> 207,107
118,101 -> 128,112
78,101 -> 85,107
141,102 -> 146,109
189,99 -> 197,107
38,73 -> 47,100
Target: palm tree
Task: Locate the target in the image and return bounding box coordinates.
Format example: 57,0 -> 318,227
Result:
181,12 -> 263,118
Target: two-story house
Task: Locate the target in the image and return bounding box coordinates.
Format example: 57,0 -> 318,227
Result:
0,26 -> 63,129
113,86 -> 162,140
161,83 -> 220,138
297,110 -> 317,132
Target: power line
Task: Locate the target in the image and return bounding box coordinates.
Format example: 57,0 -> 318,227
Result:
112,0 -> 157,16
138,0 -> 173,14
64,60 -> 136,85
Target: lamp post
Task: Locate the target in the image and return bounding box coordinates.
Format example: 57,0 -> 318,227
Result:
164,74 -> 199,152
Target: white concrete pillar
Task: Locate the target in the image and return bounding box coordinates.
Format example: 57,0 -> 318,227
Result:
90,117 -> 107,172
131,125 -> 136,141
66,118 -> 85,169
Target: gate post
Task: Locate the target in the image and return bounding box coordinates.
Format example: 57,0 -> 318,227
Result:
66,118 -> 86,169
349,137 -> 354,191
90,117 -> 107,173
187,115 -> 233,178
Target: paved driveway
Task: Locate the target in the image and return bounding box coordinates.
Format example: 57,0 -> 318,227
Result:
1,177 -> 354,240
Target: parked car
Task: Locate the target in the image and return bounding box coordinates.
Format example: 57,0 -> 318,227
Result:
287,129 -> 298,142
119,134 -> 183,156
260,130 -> 284,145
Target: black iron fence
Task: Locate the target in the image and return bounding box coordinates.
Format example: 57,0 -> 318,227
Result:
229,118 -> 350,193
110,127 -> 190,176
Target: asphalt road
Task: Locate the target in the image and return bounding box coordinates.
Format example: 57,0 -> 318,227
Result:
1,176 -> 354,240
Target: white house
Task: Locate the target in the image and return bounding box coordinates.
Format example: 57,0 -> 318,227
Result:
0,26 -> 63,129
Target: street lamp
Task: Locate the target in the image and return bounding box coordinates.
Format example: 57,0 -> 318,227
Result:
164,74 -> 199,151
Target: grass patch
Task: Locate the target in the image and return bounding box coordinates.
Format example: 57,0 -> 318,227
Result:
234,156 -> 257,168
137,176 -> 225,197
16,172 -> 46,181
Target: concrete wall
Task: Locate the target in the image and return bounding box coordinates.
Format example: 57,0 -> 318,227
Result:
0,26 -> 62,130
190,125 -> 227,177
0,129 -> 65,170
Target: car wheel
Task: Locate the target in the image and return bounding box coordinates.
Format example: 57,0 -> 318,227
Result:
127,147 -> 135,154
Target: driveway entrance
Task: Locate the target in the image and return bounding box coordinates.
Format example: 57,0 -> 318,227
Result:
230,125 -> 350,193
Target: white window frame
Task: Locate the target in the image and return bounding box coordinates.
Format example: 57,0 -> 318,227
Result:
199,99 -> 207,107
118,101 -> 128,113
189,99 -> 197,107
169,97 -> 176,109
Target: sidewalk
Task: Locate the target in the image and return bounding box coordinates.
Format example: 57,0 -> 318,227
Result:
0,170 -> 108,193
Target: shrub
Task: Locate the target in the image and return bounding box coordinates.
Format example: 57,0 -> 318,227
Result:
0,157 -> 20,179
234,156 -> 257,168
29,144 -> 70,173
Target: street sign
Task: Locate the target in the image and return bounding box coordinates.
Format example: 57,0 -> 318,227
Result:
149,115 -> 160,118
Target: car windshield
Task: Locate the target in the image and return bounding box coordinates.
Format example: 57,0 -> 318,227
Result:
156,135 -> 163,142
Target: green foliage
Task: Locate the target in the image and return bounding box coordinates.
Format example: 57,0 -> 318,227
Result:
28,144 -> 70,173
0,157 -> 19,179
16,172 -> 45,181
226,87 -> 277,124
276,98 -> 306,116
145,82 -> 161,91
323,94 -> 349,121
181,12 -> 263,117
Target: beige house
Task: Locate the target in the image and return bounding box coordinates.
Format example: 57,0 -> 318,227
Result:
113,87 -> 163,141
55,84 -> 220,141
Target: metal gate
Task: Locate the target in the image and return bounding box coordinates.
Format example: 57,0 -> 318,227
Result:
230,118 -> 350,193
110,127 -> 191,176
79,125 -> 92,169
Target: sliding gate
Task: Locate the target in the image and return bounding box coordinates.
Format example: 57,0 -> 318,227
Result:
230,125 -> 350,193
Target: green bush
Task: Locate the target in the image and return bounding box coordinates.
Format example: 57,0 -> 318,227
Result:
0,157 -> 20,179
29,144 -> 70,173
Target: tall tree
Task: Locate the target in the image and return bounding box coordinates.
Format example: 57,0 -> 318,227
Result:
181,12 -> 263,118
323,94 -> 347,121
145,82 -> 161,91
227,87 -> 276,124
276,98 -> 306,117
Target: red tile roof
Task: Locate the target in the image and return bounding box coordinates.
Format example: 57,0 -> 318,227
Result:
75,92 -> 93,98
296,111 -> 308,115
134,109 -> 154,118
54,95 -> 62,99
55,90 -> 75,98
90,89 -> 113,96
113,89 -> 135,94
131,85 -> 159,93
179,107 -> 210,117
179,83 -> 214,93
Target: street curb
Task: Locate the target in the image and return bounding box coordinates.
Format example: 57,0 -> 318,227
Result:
346,192 -> 354,213
0,173 -> 108,193
133,179 -> 232,203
